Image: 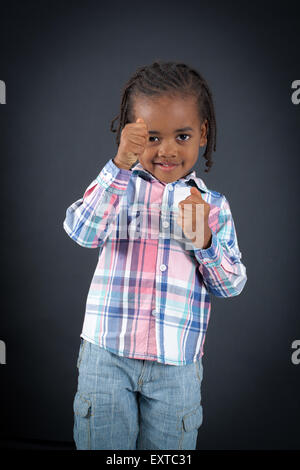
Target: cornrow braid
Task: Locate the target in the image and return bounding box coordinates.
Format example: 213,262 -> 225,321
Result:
110,60 -> 217,173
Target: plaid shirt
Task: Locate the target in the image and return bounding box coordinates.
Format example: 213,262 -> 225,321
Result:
63,158 -> 247,365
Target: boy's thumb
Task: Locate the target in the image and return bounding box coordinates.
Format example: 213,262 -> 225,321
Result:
136,118 -> 144,123
190,186 -> 202,197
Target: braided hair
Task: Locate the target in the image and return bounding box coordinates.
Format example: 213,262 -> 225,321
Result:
110,60 -> 217,173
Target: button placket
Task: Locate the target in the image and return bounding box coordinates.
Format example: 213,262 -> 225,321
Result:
160,183 -> 174,238
154,182 -> 174,333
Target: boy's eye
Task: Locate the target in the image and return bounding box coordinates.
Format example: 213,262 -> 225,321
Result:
178,134 -> 190,141
148,134 -> 190,142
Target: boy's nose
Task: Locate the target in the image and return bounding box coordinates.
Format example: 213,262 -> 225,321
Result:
158,142 -> 177,158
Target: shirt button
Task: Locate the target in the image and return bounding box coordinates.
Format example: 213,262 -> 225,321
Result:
167,184 -> 174,191
162,221 -> 169,228
160,264 -> 167,272
152,309 -> 157,316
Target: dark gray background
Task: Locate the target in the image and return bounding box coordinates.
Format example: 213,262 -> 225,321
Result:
1,0 -> 299,450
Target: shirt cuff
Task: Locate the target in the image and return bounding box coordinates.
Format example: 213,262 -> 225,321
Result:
193,230 -> 223,268
96,158 -> 132,192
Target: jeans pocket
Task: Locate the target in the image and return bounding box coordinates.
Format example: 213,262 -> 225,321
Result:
73,392 -> 92,450
76,338 -> 87,369
195,358 -> 203,384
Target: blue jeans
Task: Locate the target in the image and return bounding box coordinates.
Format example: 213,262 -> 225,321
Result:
73,338 -> 204,450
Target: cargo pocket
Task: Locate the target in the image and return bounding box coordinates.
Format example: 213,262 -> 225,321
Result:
73,392 -> 92,450
180,405 -> 203,449
182,405 -> 203,433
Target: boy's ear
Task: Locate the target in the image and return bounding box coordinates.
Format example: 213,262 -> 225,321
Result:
199,119 -> 208,147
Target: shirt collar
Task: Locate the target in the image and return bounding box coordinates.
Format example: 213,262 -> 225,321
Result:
131,162 -> 208,193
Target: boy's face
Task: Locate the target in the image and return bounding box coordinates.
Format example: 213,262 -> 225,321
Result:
132,94 -> 207,184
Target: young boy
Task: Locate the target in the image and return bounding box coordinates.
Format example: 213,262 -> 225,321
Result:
63,61 -> 247,450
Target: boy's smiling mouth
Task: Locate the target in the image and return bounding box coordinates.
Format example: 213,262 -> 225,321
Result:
154,162 -> 180,171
